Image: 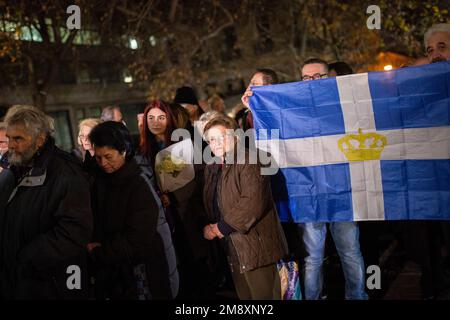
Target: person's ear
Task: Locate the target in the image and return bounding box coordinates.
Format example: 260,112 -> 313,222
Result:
36,133 -> 47,149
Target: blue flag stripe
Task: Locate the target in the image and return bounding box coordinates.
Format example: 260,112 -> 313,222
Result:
251,78 -> 346,140
272,164 -> 354,222
369,62 -> 450,131
381,159 -> 450,220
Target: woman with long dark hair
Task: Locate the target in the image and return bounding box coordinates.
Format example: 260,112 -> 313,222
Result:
138,100 -> 178,213
138,100 -> 216,299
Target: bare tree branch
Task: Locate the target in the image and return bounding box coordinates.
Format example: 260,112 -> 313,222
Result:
199,4 -> 234,43
135,0 -> 155,33
116,5 -> 161,25
36,11 -> 51,44
169,0 -> 178,23
60,29 -> 78,58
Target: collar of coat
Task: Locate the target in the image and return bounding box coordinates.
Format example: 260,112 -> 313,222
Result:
10,136 -> 55,188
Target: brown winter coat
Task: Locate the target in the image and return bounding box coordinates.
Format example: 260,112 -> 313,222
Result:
203,153 -> 288,273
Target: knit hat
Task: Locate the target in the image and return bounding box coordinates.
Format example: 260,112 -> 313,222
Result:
174,86 -> 199,106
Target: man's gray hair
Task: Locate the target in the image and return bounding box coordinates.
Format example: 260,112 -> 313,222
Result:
101,106 -> 119,121
0,122 -> 5,131
4,105 -> 54,137
424,23 -> 450,48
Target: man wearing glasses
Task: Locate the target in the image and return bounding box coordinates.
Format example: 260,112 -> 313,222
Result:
300,58 -> 330,81
241,59 -> 368,299
300,58 -> 368,300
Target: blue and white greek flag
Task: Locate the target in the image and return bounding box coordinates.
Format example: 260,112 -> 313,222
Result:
250,61 -> 450,222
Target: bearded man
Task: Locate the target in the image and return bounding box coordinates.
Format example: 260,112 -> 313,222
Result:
0,105 -> 92,299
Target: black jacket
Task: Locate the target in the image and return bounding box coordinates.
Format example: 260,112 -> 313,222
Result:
90,158 -> 178,299
0,152 -> 8,170
0,138 -> 93,299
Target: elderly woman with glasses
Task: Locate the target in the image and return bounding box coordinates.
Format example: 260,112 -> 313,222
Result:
202,116 -> 288,300
76,118 -> 102,161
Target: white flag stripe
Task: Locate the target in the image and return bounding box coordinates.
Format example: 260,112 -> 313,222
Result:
256,135 -> 348,168
336,73 -> 377,133
381,126 -> 450,160
336,73 -> 386,221
349,161 -> 385,221
256,125 -> 450,169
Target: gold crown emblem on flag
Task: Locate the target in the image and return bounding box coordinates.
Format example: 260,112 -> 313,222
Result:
338,128 -> 387,161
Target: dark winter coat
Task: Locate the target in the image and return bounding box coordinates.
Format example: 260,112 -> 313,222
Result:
90,158 -> 178,299
0,138 -> 93,299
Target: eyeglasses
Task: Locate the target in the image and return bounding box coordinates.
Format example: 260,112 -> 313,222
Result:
302,73 -> 328,81
78,135 -> 89,141
207,133 -> 234,145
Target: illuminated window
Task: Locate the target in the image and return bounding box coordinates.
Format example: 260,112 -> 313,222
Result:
122,68 -> 133,83
0,20 -> 43,41
20,26 -> 43,42
129,38 -> 138,50
73,30 -> 101,45
149,35 -> 156,46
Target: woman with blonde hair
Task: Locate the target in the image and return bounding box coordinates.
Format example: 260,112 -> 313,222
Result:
77,118 -> 102,161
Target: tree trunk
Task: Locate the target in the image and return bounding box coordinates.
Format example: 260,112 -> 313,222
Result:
300,19 -> 308,58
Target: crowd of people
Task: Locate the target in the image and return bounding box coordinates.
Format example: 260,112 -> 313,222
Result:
0,23 -> 449,300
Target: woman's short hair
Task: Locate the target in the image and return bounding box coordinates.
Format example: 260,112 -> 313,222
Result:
255,68 -> 279,85
207,94 -> 226,113
203,116 -> 238,138
89,121 -> 135,160
77,118 -> 102,146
